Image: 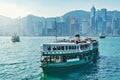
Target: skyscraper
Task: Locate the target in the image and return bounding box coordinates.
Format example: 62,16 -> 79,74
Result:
95,8 -> 107,35
70,17 -> 76,36
90,6 -> 96,36
100,9 -> 107,20
97,16 -> 103,34
81,19 -> 89,36
91,6 -> 96,18
112,17 -> 120,35
100,9 -> 107,35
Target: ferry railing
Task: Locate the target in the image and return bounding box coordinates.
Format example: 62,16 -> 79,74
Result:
44,47 -> 83,55
46,50 -> 75,54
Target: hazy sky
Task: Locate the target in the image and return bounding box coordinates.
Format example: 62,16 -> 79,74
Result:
0,0 -> 120,18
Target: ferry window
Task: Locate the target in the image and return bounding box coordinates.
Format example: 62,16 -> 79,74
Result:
82,55 -> 84,59
71,46 -> 72,49
72,46 -> 74,49
62,56 -> 67,62
48,47 -> 51,51
73,46 -> 75,49
75,46 -> 76,49
68,55 -> 78,59
53,46 -> 56,50
61,46 -> 64,50
57,46 -> 60,50
83,45 -> 85,49
77,46 -> 79,49
66,46 -> 68,50
88,44 -> 89,47
80,54 -> 83,60
51,47 -> 53,51
55,46 -> 57,50
50,56 -> 54,62
88,57 -> 90,60
67,55 -> 71,59
44,56 -> 50,62
71,46 -> 73,49
69,46 -> 71,49
70,46 -> 72,49
56,56 -> 59,59
85,45 -> 87,48
80,45 -> 83,50
60,46 -> 62,50
67,55 -> 70,59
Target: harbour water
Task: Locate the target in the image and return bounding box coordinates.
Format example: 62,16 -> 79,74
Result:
0,36 -> 120,80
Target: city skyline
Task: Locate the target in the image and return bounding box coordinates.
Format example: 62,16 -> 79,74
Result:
0,0 -> 120,18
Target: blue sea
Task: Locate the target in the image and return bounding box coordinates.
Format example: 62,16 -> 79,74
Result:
0,36 -> 120,80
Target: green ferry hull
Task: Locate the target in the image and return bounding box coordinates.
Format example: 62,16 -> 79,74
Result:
42,62 -> 89,74
41,54 -> 99,74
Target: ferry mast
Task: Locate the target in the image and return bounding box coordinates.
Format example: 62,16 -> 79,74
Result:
54,18 -> 57,42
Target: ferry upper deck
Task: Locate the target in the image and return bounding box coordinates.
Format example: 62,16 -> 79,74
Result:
40,38 -> 98,56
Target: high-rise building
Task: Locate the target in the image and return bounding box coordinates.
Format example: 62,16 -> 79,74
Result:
100,9 -> 107,34
96,8 -> 107,35
90,6 -> 97,36
97,16 -> 103,34
70,17 -> 76,36
91,6 -> 96,18
100,9 -> 107,20
81,19 -> 89,36
112,17 -> 120,35
106,22 -> 112,35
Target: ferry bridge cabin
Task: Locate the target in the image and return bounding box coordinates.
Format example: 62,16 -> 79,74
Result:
40,38 -> 99,63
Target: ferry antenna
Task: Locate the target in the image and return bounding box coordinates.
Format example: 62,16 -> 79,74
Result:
54,18 -> 57,42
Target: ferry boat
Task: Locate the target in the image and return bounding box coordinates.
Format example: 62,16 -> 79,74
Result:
11,34 -> 20,42
99,33 -> 106,38
99,35 -> 105,38
40,34 -> 99,74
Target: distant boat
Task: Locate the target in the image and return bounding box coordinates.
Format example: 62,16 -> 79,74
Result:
99,33 -> 106,38
11,34 -> 20,42
99,35 -> 105,38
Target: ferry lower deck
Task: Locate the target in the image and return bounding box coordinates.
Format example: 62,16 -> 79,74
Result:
41,50 -> 99,74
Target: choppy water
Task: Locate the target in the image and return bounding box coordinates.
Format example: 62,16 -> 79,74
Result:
0,36 -> 120,80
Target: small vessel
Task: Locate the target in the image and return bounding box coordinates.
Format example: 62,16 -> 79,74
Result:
99,35 -> 105,38
40,34 -> 99,74
99,33 -> 106,38
11,33 -> 20,42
